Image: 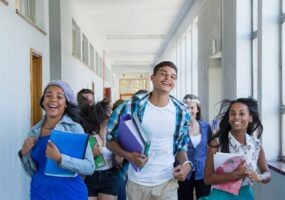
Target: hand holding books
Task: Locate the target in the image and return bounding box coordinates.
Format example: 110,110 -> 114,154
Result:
213,152 -> 246,195
126,152 -> 148,168
46,140 -> 62,163
89,136 -> 107,169
118,114 -> 151,171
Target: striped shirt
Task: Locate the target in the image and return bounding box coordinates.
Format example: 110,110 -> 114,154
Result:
106,92 -> 191,155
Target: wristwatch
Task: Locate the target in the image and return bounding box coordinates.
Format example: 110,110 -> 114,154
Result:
18,150 -> 23,159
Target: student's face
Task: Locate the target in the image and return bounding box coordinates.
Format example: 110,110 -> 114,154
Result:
42,86 -> 67,119
187,101 -> 199,119
151,66 -> 177,93
82,93 -> 94,105
228,103 -> 252,133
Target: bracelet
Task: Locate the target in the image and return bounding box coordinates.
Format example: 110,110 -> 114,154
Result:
182,160 -> 193,168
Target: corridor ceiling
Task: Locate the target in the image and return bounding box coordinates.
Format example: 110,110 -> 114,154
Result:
72,0 -> 194,74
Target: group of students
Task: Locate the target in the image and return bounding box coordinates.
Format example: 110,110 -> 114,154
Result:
18,61 -> 271,200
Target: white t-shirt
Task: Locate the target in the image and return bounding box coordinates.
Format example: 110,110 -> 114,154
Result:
128,99 -> 176,186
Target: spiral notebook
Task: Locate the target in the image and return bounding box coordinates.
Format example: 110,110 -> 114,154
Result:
44,130 -> 89,177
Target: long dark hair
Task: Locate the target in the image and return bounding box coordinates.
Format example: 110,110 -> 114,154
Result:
40,87 -> 81,124
80,98 -> 111,135
209,97 -> 263,152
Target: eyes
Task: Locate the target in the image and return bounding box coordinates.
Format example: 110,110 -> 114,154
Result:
229,111 -> 247,117
45,93 -> 65,100
158,71 -> 177,80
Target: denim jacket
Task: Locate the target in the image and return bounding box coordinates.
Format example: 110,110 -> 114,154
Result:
20,115 -> 95,177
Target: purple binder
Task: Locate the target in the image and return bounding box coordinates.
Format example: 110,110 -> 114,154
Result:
118,114 -> 150,171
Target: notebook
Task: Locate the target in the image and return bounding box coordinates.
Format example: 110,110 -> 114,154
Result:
213,152 -> 245,195
118,114 -> 151,171
44,130 -> 89,177
88,136 -> 107,169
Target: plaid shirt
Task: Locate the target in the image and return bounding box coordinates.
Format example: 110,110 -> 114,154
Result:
106,93 -> 191,155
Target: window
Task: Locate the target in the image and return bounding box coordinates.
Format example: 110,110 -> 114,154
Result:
191,17 -> 199,95
82,34 -> 89,66
15,0 -> 46,33
96,52 -> 99,74
180,35 -> 187,98
251,0 -> 258,99
0,0 -> 8,6
20,0 -> 35,22
72,19 -> 81,59
99,57 -> 103,77
90,44 -> 95,70
185,28 -> 192,94
281,0 -> 285,160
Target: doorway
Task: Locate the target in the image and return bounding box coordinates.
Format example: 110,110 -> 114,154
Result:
30,48 -> 43,126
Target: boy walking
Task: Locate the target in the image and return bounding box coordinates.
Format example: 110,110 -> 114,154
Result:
106,61 -> 192,200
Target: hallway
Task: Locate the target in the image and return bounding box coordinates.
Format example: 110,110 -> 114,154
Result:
0,0 -> 285,199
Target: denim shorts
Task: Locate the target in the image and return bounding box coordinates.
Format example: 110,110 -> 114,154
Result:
84,167 -> 119,196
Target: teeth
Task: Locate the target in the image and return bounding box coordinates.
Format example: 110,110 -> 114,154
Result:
49,105 -> 57,108
162,81 -> 170,86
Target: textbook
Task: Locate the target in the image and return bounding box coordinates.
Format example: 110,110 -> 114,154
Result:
213,152 -> 245,195
88,136 -> 107,169
118,114 -> 151,171
44,130 -> 89,177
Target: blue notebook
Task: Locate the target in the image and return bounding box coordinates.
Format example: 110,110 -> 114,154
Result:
44,130 -> 89,177
118,114 -> 151,171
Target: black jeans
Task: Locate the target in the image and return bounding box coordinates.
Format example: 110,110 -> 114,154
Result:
178,172 -> 211,200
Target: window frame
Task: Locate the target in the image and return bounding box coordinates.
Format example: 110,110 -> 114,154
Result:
82,34 -> 89,66
72,19 -> 81,59
251,0 -> 259,99
0,0 -> 8,5
280,1 -> 285,160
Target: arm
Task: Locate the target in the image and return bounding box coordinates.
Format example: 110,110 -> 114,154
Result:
173,150 -> 192,181
247,145 -> 271,184
106,140 -> 147,167
204,140 -> 248,185
19,134 -> 37,177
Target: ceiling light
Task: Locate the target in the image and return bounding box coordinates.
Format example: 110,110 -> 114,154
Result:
106,35 -> 165,39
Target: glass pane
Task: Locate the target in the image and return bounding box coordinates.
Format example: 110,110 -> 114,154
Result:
283,0 -> 285,13
281,24 -> 285,105
192,18 -> 198,94
281,114 -> 285,156
252,38 -> 258,99
252,0 -> 258,32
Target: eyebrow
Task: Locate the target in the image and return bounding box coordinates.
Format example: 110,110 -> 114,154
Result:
45,91 -> 65,95
159,69 -> 177,75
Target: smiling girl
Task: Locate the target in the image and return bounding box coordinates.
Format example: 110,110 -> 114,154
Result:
18,80 -> 95,200
202,98 -> 271,200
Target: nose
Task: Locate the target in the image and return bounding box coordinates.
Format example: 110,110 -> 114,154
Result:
233,114 -> 239,119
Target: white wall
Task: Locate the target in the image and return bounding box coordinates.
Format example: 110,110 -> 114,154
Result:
0,1 -> 49,199
60,0 -> 105,101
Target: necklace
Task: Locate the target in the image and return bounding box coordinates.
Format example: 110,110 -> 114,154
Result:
42,120 -> 55,130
